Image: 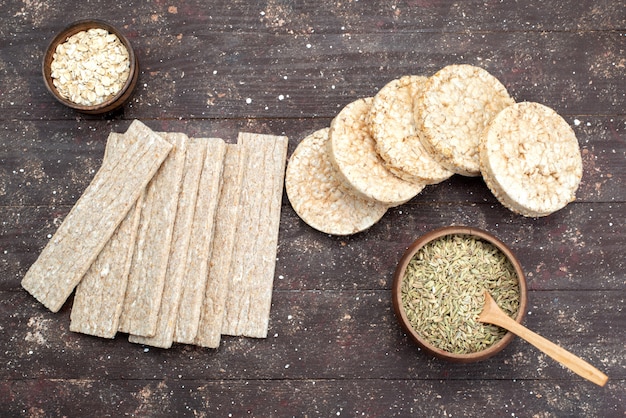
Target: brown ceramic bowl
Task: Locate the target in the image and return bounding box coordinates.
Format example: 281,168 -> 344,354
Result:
392,226 -> 527,363
42,20 -> 139,114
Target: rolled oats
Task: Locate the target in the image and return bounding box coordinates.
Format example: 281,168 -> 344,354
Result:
50,28 -> 131,106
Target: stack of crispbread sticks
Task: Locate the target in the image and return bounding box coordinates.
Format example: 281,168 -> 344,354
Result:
21,120 -> 288,349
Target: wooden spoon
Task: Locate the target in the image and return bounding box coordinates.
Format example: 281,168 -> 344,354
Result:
478,291 -> 608,387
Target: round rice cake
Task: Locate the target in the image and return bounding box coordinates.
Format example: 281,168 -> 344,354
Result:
328,97 -> 424,206
479,102 -> 583,217
416,64 -> 515,177
369,75 -> 453,185
286,128 -> 388,235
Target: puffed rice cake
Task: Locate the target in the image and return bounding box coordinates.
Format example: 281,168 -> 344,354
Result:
416,64 -> 515,177
370,75 -> 453,185
479,102 -> 583,217
286,128 -> 388,235
328,98 -> 424,206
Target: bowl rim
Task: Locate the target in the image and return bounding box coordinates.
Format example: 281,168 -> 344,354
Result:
391,225 -> 528,363
42,19 -> 138,114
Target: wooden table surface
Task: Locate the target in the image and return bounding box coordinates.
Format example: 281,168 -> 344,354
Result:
1,1 -> 624,416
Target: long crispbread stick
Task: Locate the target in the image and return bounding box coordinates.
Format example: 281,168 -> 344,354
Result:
174,137 -> 226,344
194,144 -> 247,348
118,133 -> 188,337
129,138 -> 207,348
221,133 -> 288,338
69,132 -> 146,338
21,120 -> 172,313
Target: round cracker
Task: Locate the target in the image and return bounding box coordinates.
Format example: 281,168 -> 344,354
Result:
328,97 -> 424,206
416,64 -> 515,176
479,102 -> 583,217
286,128 -> 388,235
369,75 -> 453,185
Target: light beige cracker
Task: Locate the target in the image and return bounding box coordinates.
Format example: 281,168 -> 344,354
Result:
286,128 -> 388,235
416,64 -> 515,176
370,76 -> 453,185
128,138 -> 208,348
221,132 -> 288,338
69,133 -> 145,338
174,137 -> 227,344
118,133 -> 188,337
195,144 -> 247,348
479,102 -> 583,217
328,98 -> 424,206
21,120 -> 172,313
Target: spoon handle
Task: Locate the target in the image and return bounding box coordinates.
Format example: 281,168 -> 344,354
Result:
479,292 -> 608,387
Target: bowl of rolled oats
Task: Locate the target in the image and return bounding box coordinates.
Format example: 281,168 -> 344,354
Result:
42,20 -> 139,114
392,226 -> 527,363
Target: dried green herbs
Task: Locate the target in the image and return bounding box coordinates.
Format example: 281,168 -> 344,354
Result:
400,234 -> 520,354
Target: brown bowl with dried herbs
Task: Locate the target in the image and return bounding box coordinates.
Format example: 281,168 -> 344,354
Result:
392,226 -> 527,363
42,20 -> 139,114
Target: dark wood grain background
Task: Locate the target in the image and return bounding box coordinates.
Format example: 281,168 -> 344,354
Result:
1,0 -> 624,416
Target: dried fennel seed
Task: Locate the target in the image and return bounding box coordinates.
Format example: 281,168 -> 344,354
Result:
50,28 -> 130,106
400,234 -> 520,354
